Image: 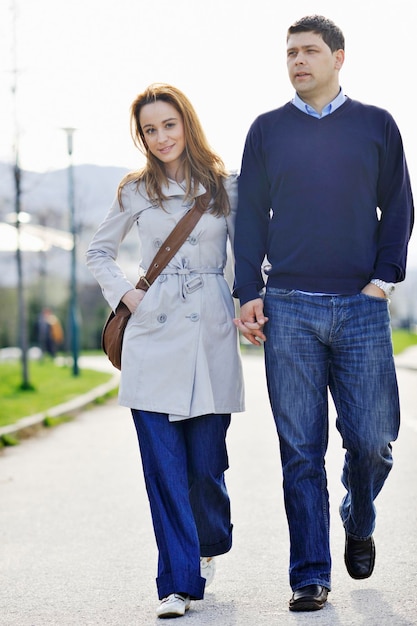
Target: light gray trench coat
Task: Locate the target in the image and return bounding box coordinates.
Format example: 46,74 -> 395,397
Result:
86,175 -> 245,421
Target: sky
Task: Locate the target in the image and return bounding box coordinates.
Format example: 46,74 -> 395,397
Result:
1,0 -> 417,264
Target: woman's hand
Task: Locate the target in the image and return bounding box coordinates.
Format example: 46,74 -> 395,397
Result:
121,288 -> 146,313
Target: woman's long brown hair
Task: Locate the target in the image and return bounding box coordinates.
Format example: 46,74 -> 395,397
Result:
117,83 -> 230,217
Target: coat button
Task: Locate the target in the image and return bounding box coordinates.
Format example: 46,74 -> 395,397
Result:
188,235 -> 198,245
189,313 -> 200,322
158,275 -> 167,283
157,313 -> 167,323
153,238 -> 162,248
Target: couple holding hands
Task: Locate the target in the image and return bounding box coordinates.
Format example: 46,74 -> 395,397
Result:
87,15 -> 414,620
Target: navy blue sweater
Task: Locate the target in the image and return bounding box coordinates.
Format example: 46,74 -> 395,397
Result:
234,98 -> 414,305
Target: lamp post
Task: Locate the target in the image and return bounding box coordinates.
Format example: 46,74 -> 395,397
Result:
62,127 -> 79,376
14,159 -> 32,389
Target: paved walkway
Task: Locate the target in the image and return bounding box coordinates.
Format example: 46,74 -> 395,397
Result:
1,350 -> 417,625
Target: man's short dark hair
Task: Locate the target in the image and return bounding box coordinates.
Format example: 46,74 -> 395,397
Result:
287,15 -> 345,52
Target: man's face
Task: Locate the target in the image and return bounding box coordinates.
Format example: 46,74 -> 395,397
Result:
286,31 -> 344,102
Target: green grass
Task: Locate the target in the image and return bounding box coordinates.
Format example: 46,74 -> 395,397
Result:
392,329 -> 417,355
0,359 -> 114,428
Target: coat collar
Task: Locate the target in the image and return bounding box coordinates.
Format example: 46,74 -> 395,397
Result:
161,179 -> 207,198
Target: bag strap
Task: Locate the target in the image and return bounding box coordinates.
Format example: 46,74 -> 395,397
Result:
135,190 -> 210,292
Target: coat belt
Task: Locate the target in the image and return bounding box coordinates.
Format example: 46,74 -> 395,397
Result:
160,267 -> 223,299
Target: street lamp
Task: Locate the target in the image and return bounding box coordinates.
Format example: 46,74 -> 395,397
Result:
62,127 -> 79,376
14,160 -> 32,389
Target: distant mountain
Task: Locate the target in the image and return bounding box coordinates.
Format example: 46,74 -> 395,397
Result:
0,161 -> 142,287
0,161 -> 129,229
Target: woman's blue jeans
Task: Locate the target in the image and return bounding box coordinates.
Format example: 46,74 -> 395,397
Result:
131,410 -> 232,600
264,289 -> 400,591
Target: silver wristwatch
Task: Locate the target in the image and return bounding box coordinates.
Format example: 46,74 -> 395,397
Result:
370,279 -> 395,297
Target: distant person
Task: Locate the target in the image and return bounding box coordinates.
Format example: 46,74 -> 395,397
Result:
233,15 -> 414,612
86,84 -> 244,619
37,308 -> 64,357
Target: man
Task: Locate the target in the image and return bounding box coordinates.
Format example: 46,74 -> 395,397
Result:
233,15 -> 414,612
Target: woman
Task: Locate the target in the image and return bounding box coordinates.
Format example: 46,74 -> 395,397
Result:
86,83 -> 244,619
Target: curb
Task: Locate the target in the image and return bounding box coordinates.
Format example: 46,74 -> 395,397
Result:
0,373 -> 120,444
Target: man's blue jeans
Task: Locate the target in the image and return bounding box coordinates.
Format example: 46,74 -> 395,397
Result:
263,289 -> 400,591
131,410 -> 232,600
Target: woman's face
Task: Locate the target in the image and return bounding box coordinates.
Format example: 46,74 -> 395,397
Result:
139,100 -> 186,181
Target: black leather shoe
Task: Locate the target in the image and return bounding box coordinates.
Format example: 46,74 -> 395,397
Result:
289,585 -> 328,612
344,533 -> 375,579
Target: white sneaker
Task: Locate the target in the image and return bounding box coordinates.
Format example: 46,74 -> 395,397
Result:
156,593 -> 191,619
200,556 -> 216,587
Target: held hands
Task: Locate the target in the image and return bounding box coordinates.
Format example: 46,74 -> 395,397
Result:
121,288 -> 146,313
233,298 -> 269,346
